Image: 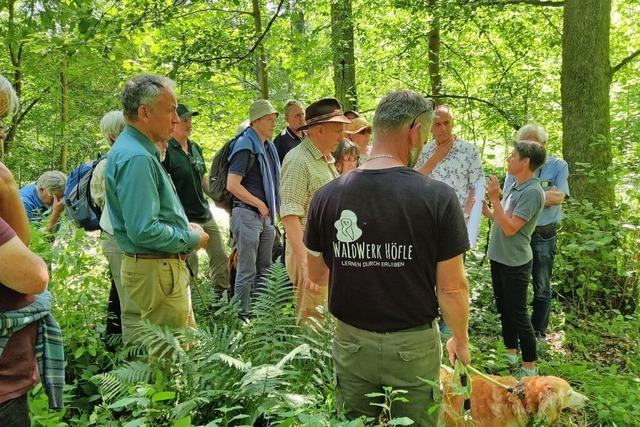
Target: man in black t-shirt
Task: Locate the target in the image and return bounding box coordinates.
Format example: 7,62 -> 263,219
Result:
305,90 -> 471,426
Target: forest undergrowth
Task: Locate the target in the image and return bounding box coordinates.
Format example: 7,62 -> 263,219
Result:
25,219 -> 640,427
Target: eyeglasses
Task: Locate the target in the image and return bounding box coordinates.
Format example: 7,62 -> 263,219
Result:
358,128 -> 371,135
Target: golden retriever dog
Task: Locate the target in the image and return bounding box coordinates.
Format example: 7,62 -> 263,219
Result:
440,366 -> 588,427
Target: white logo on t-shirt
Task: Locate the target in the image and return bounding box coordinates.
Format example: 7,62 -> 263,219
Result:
334,210 -> 363,243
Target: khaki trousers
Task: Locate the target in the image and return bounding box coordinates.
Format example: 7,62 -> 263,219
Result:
285,242 -> 328,326
120,256 -> 196,346
187,216 -> 230,291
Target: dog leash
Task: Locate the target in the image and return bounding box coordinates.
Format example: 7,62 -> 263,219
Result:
462,363 -> 526,399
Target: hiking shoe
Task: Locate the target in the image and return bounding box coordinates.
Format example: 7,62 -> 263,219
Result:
504,353 -> 518,366
516,366 -> 539,379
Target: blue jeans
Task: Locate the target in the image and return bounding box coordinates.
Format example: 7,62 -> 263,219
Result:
231,207 -> 275,318
530,233 -> 557,335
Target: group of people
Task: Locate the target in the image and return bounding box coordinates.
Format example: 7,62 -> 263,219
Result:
0,70 -> 570,425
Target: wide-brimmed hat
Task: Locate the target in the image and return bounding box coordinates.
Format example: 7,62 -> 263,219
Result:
177,104 -> 199,119
249,99 -> 279,122
299,98 -> 351,131
345,117 -> 371,134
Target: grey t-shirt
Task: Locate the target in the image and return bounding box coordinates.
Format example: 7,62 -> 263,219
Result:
488,178 -> 545,266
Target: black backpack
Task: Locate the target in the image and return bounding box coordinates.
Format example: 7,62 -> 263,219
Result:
207,129 -> 254,212
64,155 -> 104,231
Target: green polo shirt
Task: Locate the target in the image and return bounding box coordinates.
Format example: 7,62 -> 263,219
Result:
162,138 -> 211,223
488,177 -> 545,266
280,137 -> 339,229
105,125 -> 200,254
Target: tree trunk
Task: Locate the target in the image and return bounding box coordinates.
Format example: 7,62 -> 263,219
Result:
59,56 -> 69,171
331,0 -> 357,111
561,0 -> 614,205
252,0 -> 269,99
428,0 -> 442,98
3,0 -> 21,159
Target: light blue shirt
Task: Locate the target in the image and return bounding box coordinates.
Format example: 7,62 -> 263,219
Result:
19,183 -> 48,223
105,125 -> 200,254
503,155 -> 570,226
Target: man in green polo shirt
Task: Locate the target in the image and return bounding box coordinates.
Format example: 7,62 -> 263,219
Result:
280,98 -> 349,325
105,74 -> 209,345
162,104 -> 229,296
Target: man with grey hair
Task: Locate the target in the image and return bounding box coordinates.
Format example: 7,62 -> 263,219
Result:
273,99 -> 305,163
105,74 -> 209,345
19,171 -> 67,233
305,90 -> 470,425
503,123 -> 569,340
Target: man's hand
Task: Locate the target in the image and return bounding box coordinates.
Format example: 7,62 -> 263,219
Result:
189,222 -> 209,250
446,336 -> 471,366
482,200 -> 493,220
305,269 -> 321,293
464,186 -> 475,218
257,202 -> 269,219
485,175 -> 500,202
51,194 -> 65,216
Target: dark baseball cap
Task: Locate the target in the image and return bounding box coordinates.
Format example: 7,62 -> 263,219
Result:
177,103 -> 199,119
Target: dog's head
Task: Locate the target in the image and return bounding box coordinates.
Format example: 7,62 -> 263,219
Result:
523,376 -> 588,424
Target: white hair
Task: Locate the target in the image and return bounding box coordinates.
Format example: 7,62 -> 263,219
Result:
0,75 -> 19,118
99,110 -> 126,145
517,123 -> 548,144
37,171 -> 68,194
121,74 -> 175,121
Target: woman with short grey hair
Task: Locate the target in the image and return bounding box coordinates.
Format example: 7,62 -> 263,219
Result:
100,111 -> 126,145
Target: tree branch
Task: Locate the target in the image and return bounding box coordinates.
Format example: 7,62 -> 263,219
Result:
611,48 -> 640,77
226,0 -> 286,67
469,0 -> 564,6
428,93 -> 520,130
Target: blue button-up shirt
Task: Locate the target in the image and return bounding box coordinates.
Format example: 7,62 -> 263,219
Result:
503,155 -> 570,226
19,183 -> 48,223
105,125 -> 200,254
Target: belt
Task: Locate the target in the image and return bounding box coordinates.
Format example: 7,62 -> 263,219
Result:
380,321 -> 435,334
535,223 -> 558,233
125,252 -> 189,260
233,201 -> 260,214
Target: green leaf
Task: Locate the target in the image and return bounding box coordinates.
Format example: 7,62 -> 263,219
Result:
388,417 -> 415,425
152,391 -> 176,402
172,416 -> 191,427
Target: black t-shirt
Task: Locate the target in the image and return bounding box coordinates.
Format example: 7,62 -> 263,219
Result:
304,167 -> 469,332
228,149 -> 267,204
273,127 -> 302,164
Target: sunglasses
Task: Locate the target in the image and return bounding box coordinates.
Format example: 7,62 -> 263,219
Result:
409,98 -> 436,129
358,128 -> 372,135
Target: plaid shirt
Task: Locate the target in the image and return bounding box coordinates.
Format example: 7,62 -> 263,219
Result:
0,291 -> 65,409
280,137 -> 339,228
